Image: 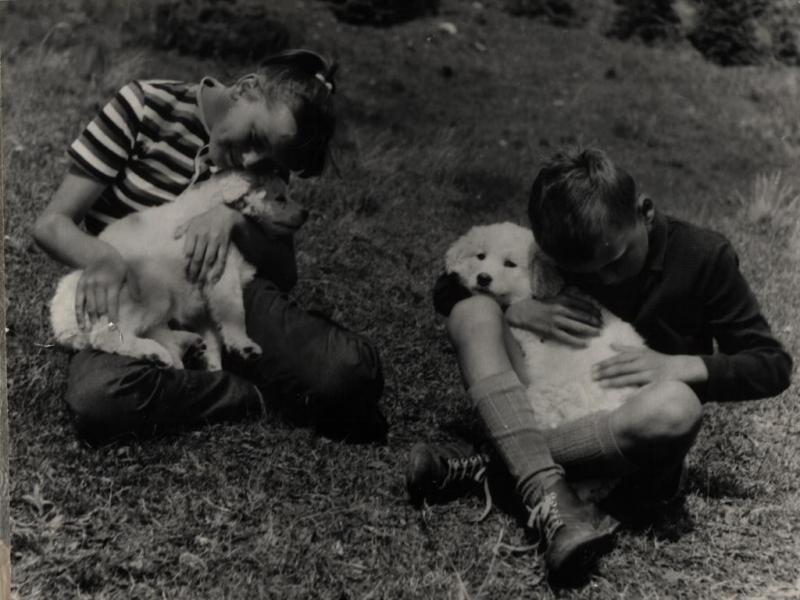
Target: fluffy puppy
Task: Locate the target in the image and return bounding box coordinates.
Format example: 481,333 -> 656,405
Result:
446,222 -> 646,500
50,170 -> 307,371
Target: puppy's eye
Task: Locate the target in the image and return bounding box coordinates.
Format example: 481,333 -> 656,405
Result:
504,260 -> 517,268
477,253 -> 486,260
275,194 -> 287,204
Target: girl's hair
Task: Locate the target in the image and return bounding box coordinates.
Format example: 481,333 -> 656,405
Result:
253,49 -> 337,178
528,147 -> 638,263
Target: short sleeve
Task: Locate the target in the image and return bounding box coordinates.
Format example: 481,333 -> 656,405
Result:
67,81 -> 145,183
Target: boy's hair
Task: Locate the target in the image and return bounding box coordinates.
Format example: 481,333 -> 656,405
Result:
527,147 -> 638,263
252,49 -> 337,178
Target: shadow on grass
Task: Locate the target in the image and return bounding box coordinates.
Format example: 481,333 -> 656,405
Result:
451,168 -> 526,216
430,418 -> 700,545
689,465 -> 760,499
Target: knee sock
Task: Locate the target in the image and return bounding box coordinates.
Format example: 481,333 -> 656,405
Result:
543,411 -> 636,480
469,370 -> 563,506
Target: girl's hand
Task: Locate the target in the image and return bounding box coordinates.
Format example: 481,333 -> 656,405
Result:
505,287 -> 603,348
75,251 -> 140,330
174,205 -> 244,284
592,345 -> 708,387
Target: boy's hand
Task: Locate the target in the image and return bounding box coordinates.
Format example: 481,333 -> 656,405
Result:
506,287 -> 603,348
174,205 -> 245,284
75,252 -> 140,330
592,344 -> 708,387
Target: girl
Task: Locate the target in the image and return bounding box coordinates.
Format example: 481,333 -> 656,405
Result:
34,50 -> 387,445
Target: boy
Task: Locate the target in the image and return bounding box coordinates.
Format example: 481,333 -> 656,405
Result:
407,147 -> 793,583
34,50 -> 387,445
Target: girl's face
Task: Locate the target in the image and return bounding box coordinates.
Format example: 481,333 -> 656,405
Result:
208,95 -> 297,171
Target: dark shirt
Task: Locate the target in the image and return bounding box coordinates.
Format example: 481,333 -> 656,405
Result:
434,212 -> 793,403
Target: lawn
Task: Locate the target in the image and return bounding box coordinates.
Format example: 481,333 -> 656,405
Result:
2,0 -> 799,598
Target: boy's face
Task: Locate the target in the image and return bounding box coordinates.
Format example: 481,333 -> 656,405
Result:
209,92 -> 297,172
556,196 -> 654,286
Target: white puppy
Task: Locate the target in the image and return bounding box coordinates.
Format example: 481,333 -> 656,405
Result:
445,222 -> 645,500
50,170 -> 307,371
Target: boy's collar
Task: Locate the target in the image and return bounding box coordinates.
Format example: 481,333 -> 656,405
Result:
644,210 -> 668,272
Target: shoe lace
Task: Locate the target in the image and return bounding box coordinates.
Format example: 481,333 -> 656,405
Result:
526,492 -> 564,545
440,453 -> 494,522
440,454 -> 489,487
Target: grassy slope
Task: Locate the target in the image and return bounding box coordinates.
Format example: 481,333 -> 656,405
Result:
3,0 -> 799,598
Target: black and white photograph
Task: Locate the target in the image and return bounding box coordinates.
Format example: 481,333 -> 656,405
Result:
1,0 -> 799,597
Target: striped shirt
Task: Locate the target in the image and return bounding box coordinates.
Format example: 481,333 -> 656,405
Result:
68,79 -> 212,234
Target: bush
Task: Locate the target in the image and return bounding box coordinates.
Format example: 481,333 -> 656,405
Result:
607,0 -> 682,45
153,0 -> 290,63
687,0 -> 768,66
324,0 -> 439,27
504,0 -> 581,28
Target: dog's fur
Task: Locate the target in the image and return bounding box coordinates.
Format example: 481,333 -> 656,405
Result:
446,222 -> 646,500
50,170 -> 307,371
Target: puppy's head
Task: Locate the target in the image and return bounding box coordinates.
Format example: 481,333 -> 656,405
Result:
217,170 -> 309,236
445,222 -> 564,306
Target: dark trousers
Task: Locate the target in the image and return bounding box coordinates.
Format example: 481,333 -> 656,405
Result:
65,277 -> 386,445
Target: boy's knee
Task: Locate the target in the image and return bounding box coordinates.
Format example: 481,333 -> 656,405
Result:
643,381 -> 703,442
447,295 -> 503,347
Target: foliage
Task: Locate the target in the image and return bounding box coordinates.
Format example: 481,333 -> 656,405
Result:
735,170 -> 800,227
324,0 -> 440,27
153,0 -> 291,62
607,0 -> 682,45
687,0 -> 769,66
504,0 -> 582,28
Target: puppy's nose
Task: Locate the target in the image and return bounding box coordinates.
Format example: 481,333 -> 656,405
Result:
300,208 -> 309,222
477,273 -> 492,287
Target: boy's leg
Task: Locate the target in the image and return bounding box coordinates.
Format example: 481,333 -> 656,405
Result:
230,276 -> 386,442
446,296 -> 618,582
65,349 -> 264,445
448,296 -> 563,503
543,380 -> 703,482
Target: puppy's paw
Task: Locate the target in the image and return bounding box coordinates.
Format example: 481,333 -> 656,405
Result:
183,336 -> 208,366
226,338 -> 263,361
132,340 -> 175,368
145,351 -> 174,368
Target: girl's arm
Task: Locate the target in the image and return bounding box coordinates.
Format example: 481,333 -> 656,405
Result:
33,166 -> 139,328
173,205 -> 298,291
34,166 -> 118,267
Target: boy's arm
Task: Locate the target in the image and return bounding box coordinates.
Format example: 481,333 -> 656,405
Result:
432,272 -> 473,316
698,242 -> 793,402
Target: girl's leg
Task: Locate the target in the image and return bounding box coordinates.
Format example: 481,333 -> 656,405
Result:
230,277 -> 386,442
65,349 -> 264,445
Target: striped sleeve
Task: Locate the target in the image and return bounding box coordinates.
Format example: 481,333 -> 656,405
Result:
68,81 -> 145,183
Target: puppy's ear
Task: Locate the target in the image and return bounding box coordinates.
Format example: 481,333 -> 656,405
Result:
445,230 -> 475,274
224,196 -> 250,213
219,172 -> 256,203
529,241 -> 564,298
434,272 -> 474,316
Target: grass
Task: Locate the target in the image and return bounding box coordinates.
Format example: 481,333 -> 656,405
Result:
3,0 -> 800,597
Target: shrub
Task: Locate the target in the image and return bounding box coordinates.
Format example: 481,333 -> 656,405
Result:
607,0 -> 682,45
735,170 -> 800,227
504,0 -> 581,28
687,0 -> 768,66
153,0 -> 290,63
324,0 -> 439,27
